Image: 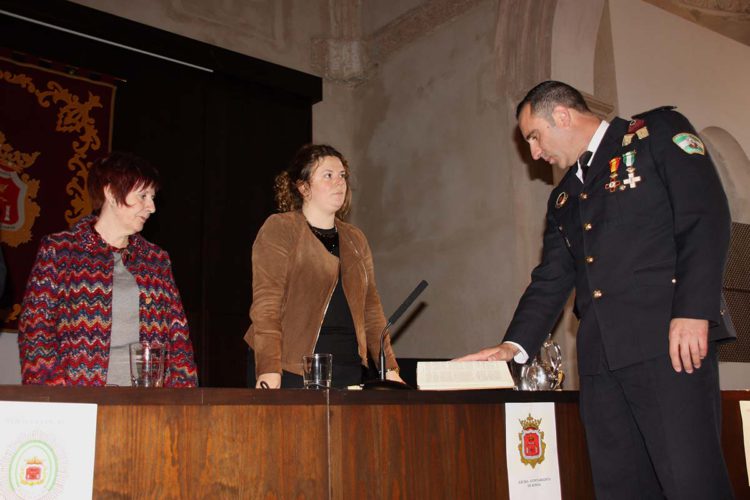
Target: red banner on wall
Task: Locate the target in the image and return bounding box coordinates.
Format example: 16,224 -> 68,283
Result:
0,54 -> 116,329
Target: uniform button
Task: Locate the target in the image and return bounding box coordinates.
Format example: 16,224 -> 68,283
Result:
592,289 -> 603,299
558,226 -> 563,231
583,222 -> 593,231
585,256 -> 595,264
671,278 -> 677,284
579,192 -> 588,200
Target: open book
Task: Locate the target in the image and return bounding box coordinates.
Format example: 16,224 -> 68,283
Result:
417,361 -> 514,390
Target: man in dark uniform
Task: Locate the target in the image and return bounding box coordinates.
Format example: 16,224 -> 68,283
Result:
458,81 -> 734,499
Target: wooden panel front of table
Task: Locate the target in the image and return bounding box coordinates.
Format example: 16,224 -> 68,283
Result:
1,387 -> 747,499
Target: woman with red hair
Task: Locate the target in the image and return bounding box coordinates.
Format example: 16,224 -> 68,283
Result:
18,152 -> 197,387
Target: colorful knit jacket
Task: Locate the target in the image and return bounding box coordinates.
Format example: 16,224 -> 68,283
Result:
18,215 -> 198,387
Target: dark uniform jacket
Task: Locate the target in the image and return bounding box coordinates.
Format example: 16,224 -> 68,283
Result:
505,108 -> 734,375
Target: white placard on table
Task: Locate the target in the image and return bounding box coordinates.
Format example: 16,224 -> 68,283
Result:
505,402 -> 562,500
740,401 -> 750,486
0,401 -> 98,500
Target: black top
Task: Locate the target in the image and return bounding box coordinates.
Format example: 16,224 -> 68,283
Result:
308,224 -> 361,385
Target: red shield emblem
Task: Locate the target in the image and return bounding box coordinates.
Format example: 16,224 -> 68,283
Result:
522,429 -> 541,458
24,463 -> 42,481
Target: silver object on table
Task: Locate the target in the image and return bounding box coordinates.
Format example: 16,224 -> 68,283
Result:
512,334 -> 564,391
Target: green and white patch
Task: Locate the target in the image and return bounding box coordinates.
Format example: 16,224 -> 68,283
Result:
672,132 -> 705,155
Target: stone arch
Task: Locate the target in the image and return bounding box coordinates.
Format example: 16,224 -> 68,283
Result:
550,0 -> 606,95
701,126 -> 750,224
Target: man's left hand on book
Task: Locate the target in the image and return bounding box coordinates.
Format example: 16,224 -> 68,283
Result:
452,343 -> 519,362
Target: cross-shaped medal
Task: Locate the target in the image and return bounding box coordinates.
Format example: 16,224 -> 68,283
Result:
623,171 -> 642,189
605,179 -> 621,192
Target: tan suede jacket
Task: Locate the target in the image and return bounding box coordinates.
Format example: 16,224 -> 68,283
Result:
244,210 -> 398,377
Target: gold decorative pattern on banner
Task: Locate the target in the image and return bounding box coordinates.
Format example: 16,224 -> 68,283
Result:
0,304 -> 21,323
1,61 -> 102,225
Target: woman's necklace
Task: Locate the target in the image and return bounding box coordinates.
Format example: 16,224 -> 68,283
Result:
308,223 -> 338,255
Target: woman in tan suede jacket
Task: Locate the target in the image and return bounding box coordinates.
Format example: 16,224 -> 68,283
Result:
245,144 -> 403,388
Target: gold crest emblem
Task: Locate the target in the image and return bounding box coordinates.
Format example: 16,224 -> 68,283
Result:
518,413 -> 546,468
0,132 -> 41,248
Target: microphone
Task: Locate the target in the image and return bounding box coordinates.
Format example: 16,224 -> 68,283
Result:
365,280 -> 428,390
387,280 -> 429,326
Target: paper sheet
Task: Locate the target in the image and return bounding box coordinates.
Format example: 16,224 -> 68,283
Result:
0,401 -> 98,499
505,402 -> 562,500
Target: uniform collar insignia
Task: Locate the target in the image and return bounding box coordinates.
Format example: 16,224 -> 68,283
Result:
627,119 -> 646,134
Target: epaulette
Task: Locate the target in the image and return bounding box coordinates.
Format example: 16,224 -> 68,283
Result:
627,118 -> 646,134
631,105 -> 676,120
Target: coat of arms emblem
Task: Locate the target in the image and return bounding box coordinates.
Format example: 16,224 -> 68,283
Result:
518,413 -> 546,468
0,133 -> 41,247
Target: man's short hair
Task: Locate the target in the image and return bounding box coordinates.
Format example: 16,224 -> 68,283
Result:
515,81 -> 591,119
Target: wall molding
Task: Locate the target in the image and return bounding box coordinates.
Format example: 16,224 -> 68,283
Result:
312,0 -> 488,85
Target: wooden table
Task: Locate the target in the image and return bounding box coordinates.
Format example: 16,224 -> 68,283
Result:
0,387 -> 747,499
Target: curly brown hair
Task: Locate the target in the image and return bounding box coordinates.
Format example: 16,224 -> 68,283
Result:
274,144 -> 352,218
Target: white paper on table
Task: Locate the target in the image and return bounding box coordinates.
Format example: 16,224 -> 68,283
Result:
740,401 -> 750,486
0,401 -> 98,500
505,402 -> 562,500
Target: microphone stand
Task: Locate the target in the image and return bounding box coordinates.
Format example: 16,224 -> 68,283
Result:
363,280 -> 428,390
362,323 -> 411,390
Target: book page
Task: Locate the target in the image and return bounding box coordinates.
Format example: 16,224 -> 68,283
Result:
417,361 -> 514,390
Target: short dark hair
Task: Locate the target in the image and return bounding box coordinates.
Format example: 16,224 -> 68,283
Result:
274,144 -> 352,218
515,81 -> 590,119
88,151 -> 160,210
